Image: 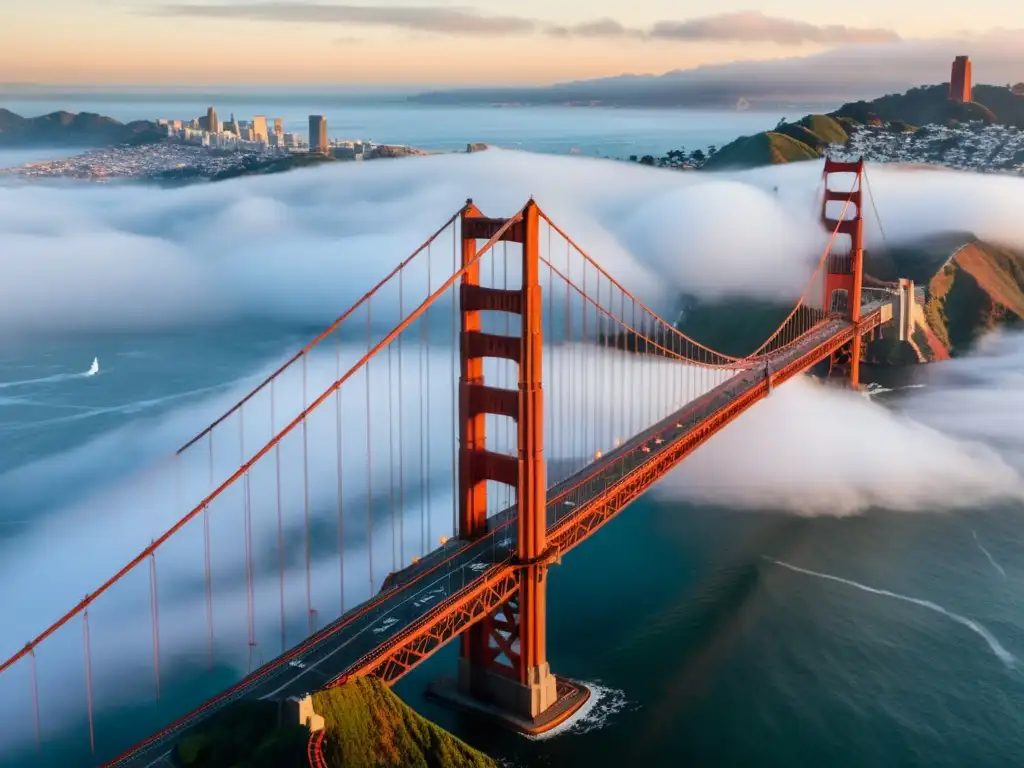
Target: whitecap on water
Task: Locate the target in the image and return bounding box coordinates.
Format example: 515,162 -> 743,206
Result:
527,681 -> 636,741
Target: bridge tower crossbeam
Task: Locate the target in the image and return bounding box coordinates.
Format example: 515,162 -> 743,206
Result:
822,156 -> 867,388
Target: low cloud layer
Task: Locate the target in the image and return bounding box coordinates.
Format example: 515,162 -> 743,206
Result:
154,4 -> 899,46
5,151 -> 1024,337
3,153 -> 1024,759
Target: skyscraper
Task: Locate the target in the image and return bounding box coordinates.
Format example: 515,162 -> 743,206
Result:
252,115 -> 268,141
207,106 -> 219,133
309,115 -> 328,154
273,118 -> 284,136
949,55 -> 972,103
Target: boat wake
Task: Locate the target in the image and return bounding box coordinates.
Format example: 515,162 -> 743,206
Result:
0,357 -> 100,389
972,529 -> 1008,580
763,556 -> 1017,668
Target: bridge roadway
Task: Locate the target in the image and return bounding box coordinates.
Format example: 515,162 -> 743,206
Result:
108,305 -> 889,768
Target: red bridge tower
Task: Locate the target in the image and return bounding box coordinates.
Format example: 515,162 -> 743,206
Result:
822,157 -> 866,388
434,199 -> 588,733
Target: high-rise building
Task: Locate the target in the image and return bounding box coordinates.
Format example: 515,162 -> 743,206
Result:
207,106 -> 219,133
949,55 -> 972,103
252,115 -> 268,141
273,118 -> 284,135
309,115 -> 328,154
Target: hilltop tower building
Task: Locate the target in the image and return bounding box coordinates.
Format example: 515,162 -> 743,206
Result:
309,115 -> 328,154
949,55 -> 972,102
207,106 -> 218,133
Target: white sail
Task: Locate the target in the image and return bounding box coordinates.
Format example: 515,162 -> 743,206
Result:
87,357 -> 99,376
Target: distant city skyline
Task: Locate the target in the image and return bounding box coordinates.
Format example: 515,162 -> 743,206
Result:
3,2 -> 1024,86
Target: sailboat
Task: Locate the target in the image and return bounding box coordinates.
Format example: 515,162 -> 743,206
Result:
87,357 -> 99,376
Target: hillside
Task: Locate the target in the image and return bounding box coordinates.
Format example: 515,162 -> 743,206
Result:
924,241 -> 1024,354
676,236 -> 1024,366
0,108 -> 163,147
169,679 -> 495,768
698,83 -> 1024,172
313,678 -> 496,768
831,84 -> 1023,128
702,114 -> 847,170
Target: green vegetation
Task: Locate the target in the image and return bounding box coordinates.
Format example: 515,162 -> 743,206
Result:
174,700 -> 308,768
633,82 -> 1024,174
313,678 -> 496,768
630,114 -> 846,172
170,679 -> 496,768
701,129 -> 824,170
830,84 -> 1022,128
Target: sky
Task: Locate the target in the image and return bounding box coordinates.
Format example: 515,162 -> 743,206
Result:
2,1 -> 1023,86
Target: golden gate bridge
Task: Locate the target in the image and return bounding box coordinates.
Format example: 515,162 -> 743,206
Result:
0,158 -> 913,766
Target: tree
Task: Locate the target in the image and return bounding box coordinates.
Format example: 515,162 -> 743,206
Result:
707,144 -> 718,157
690,148 -> 706,166
638,155 -> 656,165
663,148 -> 686,167
775,117 -> 788,130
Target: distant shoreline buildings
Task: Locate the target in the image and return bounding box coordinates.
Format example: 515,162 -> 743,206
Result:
156,107 -> 374,159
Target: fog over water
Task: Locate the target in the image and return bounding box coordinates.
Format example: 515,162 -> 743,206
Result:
1,151 -> 1024,760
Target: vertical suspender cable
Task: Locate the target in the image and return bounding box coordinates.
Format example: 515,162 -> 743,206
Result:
451,224 -> 458,540
397,269 -> 405,568
425,244 -> 433,547
204,436 -> 214,671
29,648 -> 41,755
366,298 -> 375,595
335,329 -> 345,615
388,339 -> 396,574
83,606 -> 94,755
149,547 -> 161,701
302,355 -> 312,635
273,377 -> 286,653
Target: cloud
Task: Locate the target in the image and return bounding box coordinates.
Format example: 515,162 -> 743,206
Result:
3,153 -> 1024,760
153,4 -> 898,47
153,2 -> 536,36
646,12 -> 900,46
547,18 -> 639,40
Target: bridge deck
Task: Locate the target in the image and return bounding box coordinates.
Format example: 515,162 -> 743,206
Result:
107,305 -> 888,768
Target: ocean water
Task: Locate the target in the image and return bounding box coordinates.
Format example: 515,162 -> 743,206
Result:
0,99 -> 785,161
2,109 -> 1024,768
